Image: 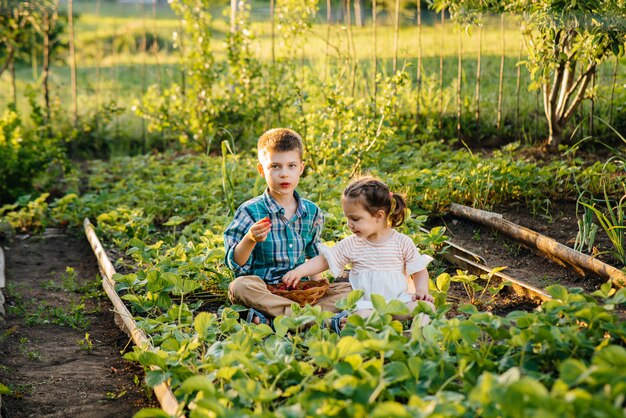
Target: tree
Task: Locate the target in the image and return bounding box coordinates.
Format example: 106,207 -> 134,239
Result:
432,0 -> 626,151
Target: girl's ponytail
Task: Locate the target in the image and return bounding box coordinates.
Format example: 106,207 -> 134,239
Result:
388,192 -> 407,227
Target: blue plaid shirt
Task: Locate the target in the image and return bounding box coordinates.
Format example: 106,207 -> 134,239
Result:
224,189 -> 323,284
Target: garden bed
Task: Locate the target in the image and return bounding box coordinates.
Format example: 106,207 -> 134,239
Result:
0,199 -> 622,416
0,234 -> 158,417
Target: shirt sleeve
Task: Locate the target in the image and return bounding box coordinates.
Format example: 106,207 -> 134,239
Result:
223,207 -> 255,276
304,206 -> 324,258
319,237 -> 352,278
402,234 -> 434,275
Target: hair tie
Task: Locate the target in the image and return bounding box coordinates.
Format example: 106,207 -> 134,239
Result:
389,192 -> 393,199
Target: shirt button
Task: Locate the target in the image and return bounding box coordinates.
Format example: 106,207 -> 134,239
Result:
289,244 -> 293,248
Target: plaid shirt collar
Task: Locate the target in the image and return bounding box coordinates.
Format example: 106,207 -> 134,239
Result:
262,188 -> 308,219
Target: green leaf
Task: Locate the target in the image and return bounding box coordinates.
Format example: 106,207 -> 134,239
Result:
337,336 -> 363,358
371,294 -> 387,312
180,375 -> 216,396
0,382 -> 11,395
138,351 -> 167,370
407,357 -> 422,379
383,361 -> 411,384
134,408 -> 171,418
163,215 -> 185,226
145,370 -> 170,387
593,345 -> 626,368
194,312 -> 217,340
372,401 -> 412,418
337,289 -> 365,310
559,359 -> 587,386
546,285 -> 569,301
436,273 -> 451,292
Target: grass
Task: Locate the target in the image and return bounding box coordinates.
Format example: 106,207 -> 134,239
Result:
1,1 -> 624,148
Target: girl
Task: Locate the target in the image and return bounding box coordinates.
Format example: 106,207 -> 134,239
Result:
282,176 -> 433,328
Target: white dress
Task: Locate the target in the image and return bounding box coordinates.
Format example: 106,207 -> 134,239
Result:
320,230 -> 433,310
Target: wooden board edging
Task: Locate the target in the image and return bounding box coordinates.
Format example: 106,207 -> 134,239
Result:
83,218 -> 182,417
0,247 -> 5,320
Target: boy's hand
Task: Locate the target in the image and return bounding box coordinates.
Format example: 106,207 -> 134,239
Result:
247,217 -> 272,243
412,292 -> 434,304
282,270 -> 302,289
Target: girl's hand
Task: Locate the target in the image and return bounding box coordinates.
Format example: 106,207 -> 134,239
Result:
247,217 -> 272,243
412,293 -> 434,304
282,270 -> 302,289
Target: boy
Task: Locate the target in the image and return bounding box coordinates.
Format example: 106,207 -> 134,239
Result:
224,128 -> 352,324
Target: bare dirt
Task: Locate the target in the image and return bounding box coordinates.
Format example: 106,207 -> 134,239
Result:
0,233 -> 158,418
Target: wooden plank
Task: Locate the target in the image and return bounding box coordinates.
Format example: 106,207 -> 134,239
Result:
450,203 -> 626,288
0,246 -> 5,288
83,219 -> 182,417
454,254 -> 552,302
0,246 -> 5,320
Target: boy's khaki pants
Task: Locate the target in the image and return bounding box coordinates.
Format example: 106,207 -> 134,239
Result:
228,275 -> 353,318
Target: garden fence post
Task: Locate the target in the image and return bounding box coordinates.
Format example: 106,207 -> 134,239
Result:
609,56 -> 619,126
439,10 -> 445,130
496,13 -> 505,133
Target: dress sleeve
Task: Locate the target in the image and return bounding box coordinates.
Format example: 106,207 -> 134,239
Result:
319,237 -> 351,278
223,207 -> 255,275
401,234 -> 434,275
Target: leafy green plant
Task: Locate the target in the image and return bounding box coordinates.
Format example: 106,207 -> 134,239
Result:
581,189 -> 626,266
447,267 -> 510,307
24,300 -> 91,330
77,333 -> 93,353
18,337 -> 42,361
574,194 -> 599,254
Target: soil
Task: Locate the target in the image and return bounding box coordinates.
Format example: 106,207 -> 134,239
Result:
0,233 -> 158,418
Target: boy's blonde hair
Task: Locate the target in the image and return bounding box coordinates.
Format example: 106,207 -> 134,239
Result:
257,128 -> 304,161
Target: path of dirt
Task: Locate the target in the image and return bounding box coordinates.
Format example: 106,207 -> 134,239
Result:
0,233 -> 158,418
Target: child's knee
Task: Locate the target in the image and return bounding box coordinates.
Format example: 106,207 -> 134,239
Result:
228,275 -> 264,299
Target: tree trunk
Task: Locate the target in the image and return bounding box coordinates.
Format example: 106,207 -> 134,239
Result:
354,0 -> 363,27
42,10 -> 51,123
10,51 -> 17,109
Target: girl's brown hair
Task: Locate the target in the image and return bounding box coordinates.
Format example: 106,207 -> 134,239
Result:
342,176 -> 407,227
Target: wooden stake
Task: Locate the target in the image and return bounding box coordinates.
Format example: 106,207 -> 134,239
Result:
439,10 -> 445,131
609,56 -> 619,126
68,0 -> 77,126
0,246 -> 5,319
372,0 -> 377,108
457,27 -> 462,139
324,0 -> 331,82
475,21 -> 482,134
449,203 -> 626,288
0,246 -> 5,289
83,219 -> 183,417
393,0 -> 400,75
496,13 -> 505,132
515,38 -> 522,141
415,0 -> 422,126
